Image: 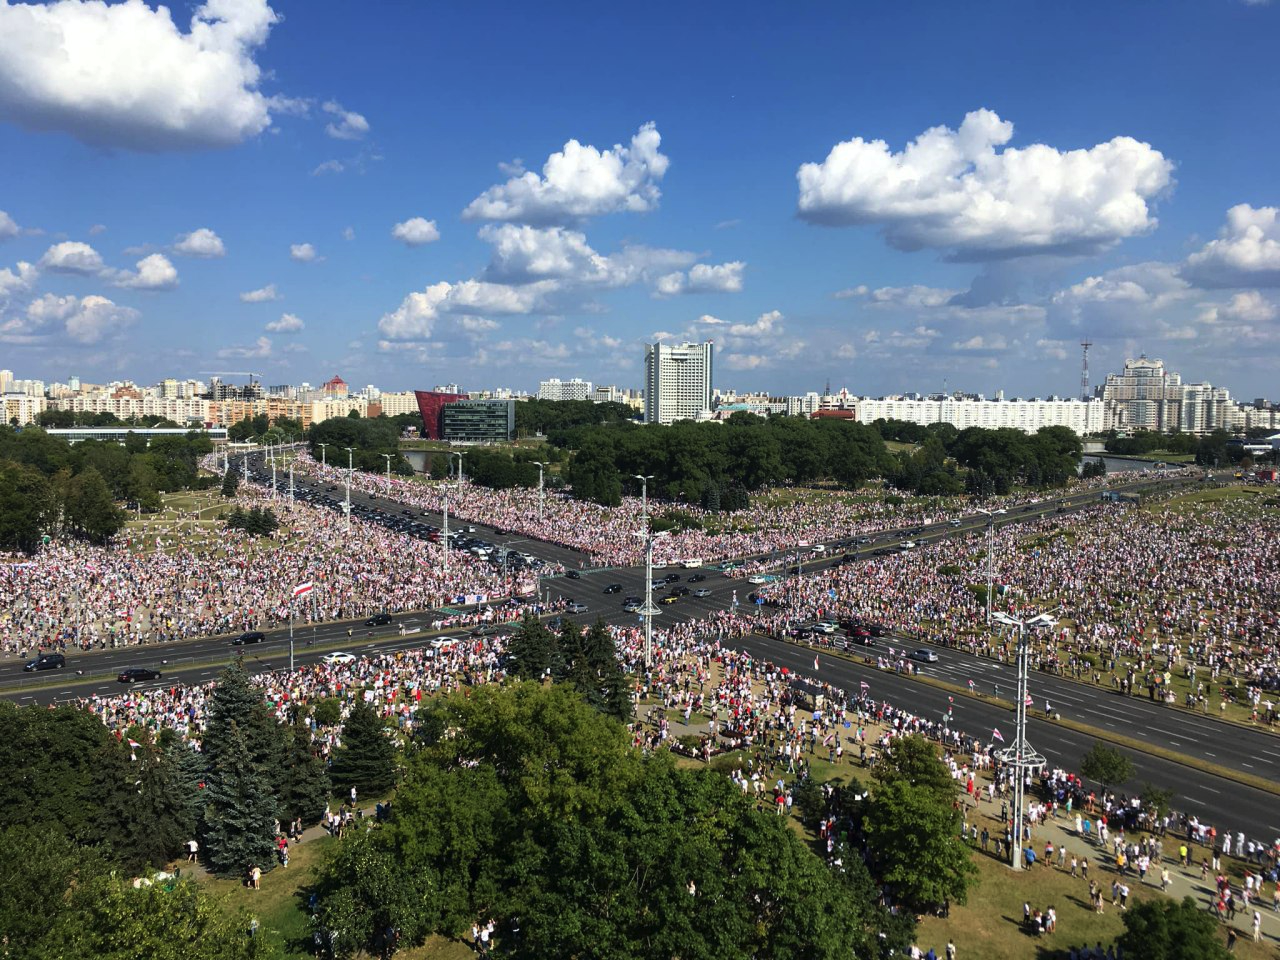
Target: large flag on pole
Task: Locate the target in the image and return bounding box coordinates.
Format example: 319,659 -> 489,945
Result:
292,582 -> 314,600
992,727 -> 1005,743
813,655 -> 820,671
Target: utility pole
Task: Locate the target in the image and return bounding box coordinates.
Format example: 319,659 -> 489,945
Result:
318,443 -> 327,468
242,452 -> 248,485
382,453 -> 392,481
288,458 -> 295,502
452,451 -> 467,484
534,461 -> 547,522
343,447 -> 355,531
442,485 -> 450,575
992,611 -> 1054,870
634,529 -> 668,671
271,459 -> 277,499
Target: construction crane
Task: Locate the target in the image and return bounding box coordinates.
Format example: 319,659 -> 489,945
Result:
200,370 -> 262,385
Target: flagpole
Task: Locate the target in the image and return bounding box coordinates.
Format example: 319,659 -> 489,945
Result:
289,596 -> 294,673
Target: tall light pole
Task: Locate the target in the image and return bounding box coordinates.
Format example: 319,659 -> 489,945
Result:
271,457 -> 277,499
441,485 -> 450,575
343,447 -> 355,531
452,451 -> 467,483
634,529 -> 669,670
533,461 -> 547,522
992,610 -> 1055,870
633,474 -> 653,526
288,458 -> 295,502
318,442 -> 328,468
977,508 -> 996,623
381,453 -> 392,481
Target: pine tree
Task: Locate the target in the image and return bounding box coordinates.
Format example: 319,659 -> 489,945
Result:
329,703 -> 396,798
505,613 -> 556,680
204,659 -> 287,799
201,720 -> 280,877
221,468 -> 239,498
278,719 -> 331,824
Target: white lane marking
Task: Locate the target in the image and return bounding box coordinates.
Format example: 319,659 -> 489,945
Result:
1199,786 -> 1222,795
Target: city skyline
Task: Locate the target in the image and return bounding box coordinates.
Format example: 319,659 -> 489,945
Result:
2,1 -> 1279,395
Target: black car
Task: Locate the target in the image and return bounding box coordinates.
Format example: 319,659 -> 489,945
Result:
687,574 -> 707,583
23,653 -> 65,672
365,613 -> 393,627
671,586 -> 690,597
565,570 -> 581,580
118,667 -> 162,683
603,583 -> 622,594
664,573 -> 681,583
232,631 -> 266,645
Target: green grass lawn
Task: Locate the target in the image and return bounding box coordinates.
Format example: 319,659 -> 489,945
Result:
915,846 -> 1273,960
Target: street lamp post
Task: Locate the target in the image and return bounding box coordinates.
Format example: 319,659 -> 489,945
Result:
533,461 -> 547,522
442,484 -> 452,575
343,447 -> 355,531
318,443 -> 328,468
381,453 -> 392,481
288,459 -> 295,502
451,451 -> 467,484
977,508 -> 997,623
633,528 -> 669,670
992,610 -> 1056,870
633,474 -> 653,526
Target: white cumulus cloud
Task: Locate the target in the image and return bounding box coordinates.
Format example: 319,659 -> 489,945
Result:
290,243 -> 317,262
39,240 -> 105,275
115,252 -> 178,289
654,261 -> 745,297
22,292 -> 138,343
218,335 -> 272,358
240,283 -> 280,303
174,227 -> 225,258
463,122 -> 669,224
322,100 -> 368,141
391,217 -> 440,246
378,279 -> 557,340
797,108 -> 1173,259
0,261 -> 38,299
0,210 -> 19,240
1182,204 -> 1280,288
265,312 -> 303,332
0,0 -> 281,150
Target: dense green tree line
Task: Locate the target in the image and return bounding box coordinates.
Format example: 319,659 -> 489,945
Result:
307,416 -> 412,475
549,414 -> 1085,506
555,415 -> 897,506
313,683 -> 887,959
514,397 -> 635,436
36,409 -> 186,429
225,506 -> 280,537
0,426 -> 214,551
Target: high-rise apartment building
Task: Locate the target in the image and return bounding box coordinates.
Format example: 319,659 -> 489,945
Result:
1100,356 -> 1185,432
644,341 -> 713,425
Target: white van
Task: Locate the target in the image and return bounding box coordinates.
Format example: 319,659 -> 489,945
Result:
681,558 -> 703,568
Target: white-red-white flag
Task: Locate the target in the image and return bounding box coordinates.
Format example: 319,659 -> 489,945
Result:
813,655 -> 820,671
992,727 -> 1005,743
292,582 -> 314,600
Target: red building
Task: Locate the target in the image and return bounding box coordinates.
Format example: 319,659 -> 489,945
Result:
321,374 -> 349,397
414,390 -> 468,440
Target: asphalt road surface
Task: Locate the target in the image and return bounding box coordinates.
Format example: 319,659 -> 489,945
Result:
720,632 -> 1280,846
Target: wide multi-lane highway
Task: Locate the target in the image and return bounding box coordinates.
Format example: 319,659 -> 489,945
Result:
10,464 -> 1266,834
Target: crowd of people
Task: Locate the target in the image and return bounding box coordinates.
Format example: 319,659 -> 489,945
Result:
294,451 -> 1163,568
748,491 -> 1280,718
0,482 -> 554,659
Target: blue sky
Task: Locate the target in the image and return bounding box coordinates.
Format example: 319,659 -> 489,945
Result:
2,0 -> 1278,398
